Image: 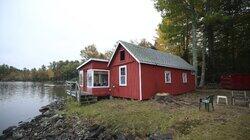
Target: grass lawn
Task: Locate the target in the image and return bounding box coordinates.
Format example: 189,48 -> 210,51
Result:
64,89 -> 250,139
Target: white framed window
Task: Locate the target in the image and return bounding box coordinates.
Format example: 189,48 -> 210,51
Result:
119,65 -> 127,86
165,71 -> 171,83
79,70 -> 84,85
87,69 -> 109,88
182,72 -> 187,83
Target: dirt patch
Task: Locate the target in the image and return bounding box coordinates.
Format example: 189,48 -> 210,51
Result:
154,93 -> 199,108
172,119 -> 202,135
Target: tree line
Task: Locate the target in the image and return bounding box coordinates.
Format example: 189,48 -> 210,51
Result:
0,44 -> 113,82
0,61 -> 80,82
153,0 -> 250,87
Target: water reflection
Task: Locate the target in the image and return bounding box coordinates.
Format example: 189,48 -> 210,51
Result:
0,82 -> 66,134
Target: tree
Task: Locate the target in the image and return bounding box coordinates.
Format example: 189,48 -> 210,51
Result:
154,0 -> 203,86
155,28 -> 169,52
138,38 -> 155,49
30,68 -> 38,81
37,65 -> 48,81
80,44 -> 115,61
80,44 -> 101,61
0,60 -> 80,82
22,68 -> 30,81
154,0 -> 250,86
104,50 -> 113,60
47,68 -> 54,81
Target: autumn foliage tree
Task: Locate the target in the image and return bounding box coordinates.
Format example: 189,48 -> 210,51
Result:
80,44 -> 114,61
154,0 -> 250,87
0,60 -> 80,82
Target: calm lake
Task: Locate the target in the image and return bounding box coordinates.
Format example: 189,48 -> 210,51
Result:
0,82 -> 66,135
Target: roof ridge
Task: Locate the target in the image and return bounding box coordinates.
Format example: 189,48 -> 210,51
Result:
120,40 -> 181,59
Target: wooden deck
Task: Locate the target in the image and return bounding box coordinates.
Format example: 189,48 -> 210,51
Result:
66,81 -> 97,104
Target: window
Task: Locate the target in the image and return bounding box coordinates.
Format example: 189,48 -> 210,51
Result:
165,71 -> 171,83
84,72 -> 87,86
93,71 -> 108,87
87,70 -> 93,87
119,65 -> 127,86
120,50 -> 125,61
87,69 -> 109,88
182,72 -> 187,83
79,70 -> 83,85
191,71 -> 195,75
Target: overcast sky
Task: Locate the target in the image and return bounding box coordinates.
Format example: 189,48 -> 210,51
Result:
0,0 -> 161,69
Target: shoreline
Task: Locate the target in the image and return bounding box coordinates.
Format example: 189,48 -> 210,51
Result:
1,99 -> 172,140
0,99 -> 67,139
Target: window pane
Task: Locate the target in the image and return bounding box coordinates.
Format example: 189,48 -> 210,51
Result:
87,71 -> 92,86
120,76 -> 125,84
79,74 -> 82,84
165,71 -> 171,83
166,73 -> 169,81
79,71 -> 83,85
120,50 -> 125,61
182,73 -> 187,83
82,72 -> 84,85
120,68 -> 125,75
119,66 -> 127,86
93,71 -> 108,87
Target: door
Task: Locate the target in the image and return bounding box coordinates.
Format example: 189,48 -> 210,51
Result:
110,67 -> 118,97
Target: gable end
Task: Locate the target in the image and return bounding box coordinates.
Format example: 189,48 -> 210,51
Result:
107,41 -> 140,67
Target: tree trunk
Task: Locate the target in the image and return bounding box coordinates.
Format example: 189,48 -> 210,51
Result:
191,22 -> 198,87
199,46 -> 206,87
207,24 -> 215,82
183,18 -> 190,62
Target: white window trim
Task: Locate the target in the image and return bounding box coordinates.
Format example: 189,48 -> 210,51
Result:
87,69 -> 110,88
119,65 -> 127,86
165,71 -> 172,83
182,72 -> 188,83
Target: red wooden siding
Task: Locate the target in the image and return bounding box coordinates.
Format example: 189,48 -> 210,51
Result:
78,43 -> 195,100
220,74 -> 250,90
78,60 -> 110,96
141,64 -> 195,100
109,44 -> 140,99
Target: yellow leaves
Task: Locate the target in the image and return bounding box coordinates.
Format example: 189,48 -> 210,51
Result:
47,68 -> 54,79
164,18 -> 172,26
155,27 -> 172,52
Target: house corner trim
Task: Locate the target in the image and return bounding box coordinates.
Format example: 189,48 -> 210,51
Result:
139,63 -> 142,100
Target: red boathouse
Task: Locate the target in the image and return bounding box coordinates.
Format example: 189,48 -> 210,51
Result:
220,74 -> 250,90
77,40 -> 195,100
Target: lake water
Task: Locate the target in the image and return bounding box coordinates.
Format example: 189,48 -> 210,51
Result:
0,82 -> 66,135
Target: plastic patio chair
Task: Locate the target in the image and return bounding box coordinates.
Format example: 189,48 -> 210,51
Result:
199,95 -> 215,112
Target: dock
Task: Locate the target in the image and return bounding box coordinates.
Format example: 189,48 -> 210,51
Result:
65,81 -> 97,104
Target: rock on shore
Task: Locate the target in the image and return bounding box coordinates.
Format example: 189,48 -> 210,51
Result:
1,99 -> 173,140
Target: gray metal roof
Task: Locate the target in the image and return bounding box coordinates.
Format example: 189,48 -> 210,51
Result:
119,40 -> 194,71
